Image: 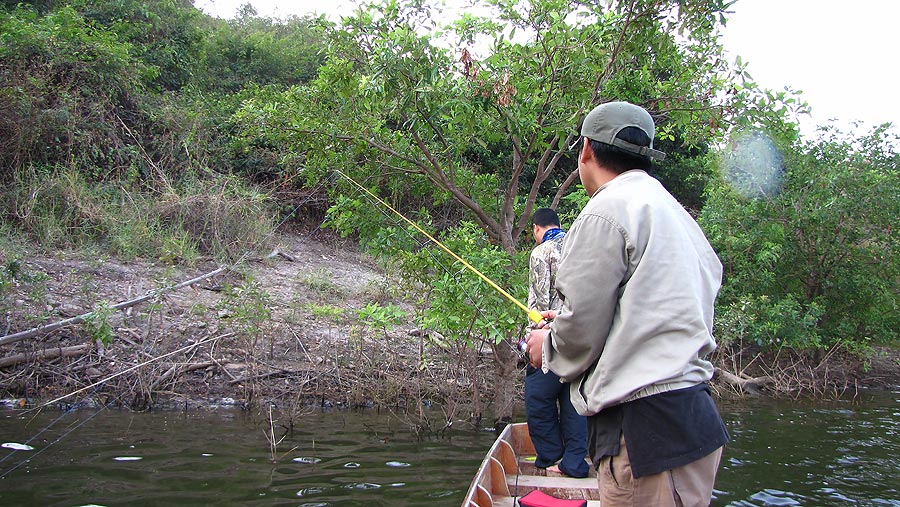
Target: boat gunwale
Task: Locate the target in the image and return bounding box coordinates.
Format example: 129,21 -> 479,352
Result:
461,423 -> 599,507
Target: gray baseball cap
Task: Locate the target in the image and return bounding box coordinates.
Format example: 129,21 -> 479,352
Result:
579,101 -> 666,161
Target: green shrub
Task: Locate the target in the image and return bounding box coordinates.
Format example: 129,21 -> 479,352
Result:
0,166 -> 274,263
702,125 -> 900,352
0,6 -> 149,180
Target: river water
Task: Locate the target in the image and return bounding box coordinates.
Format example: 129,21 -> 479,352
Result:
1,390 -> 898,506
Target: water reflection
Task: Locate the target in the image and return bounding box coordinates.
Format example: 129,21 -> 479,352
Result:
0,391 -> 898,506
713,392 -> 900,506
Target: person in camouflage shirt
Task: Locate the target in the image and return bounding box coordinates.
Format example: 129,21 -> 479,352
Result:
524,208 -> 589,478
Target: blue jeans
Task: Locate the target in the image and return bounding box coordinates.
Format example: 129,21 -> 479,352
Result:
525,365 -> 590,478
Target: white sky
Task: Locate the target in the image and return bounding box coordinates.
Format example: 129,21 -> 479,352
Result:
195,0 -> 899,136
719,0 -> 899,136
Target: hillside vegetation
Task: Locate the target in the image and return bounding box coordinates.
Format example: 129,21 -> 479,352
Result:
1,0 -> 898,422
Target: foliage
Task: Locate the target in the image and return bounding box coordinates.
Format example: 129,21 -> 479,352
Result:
215,275 -> 273,337
296,268 -> 344,298
0,5 -> 150,180
2,0 -> 895,391
201,11 -> 328,93
356,302 -> 405,333
0,1 -> 322,195
0,166 -> 274,262
652,140 -> 719,213
230,0 -> 742,387
301,302 -> 346,322
236,0 -> 736,253
0,259 -> 16,300
69,0 -> 205,91
83,300 -> 115,345
334,206 -> 528,347
0,257 -> 49,319
727,54 -> 810,142
702,124 -> 900,352
155,174 -> 275,262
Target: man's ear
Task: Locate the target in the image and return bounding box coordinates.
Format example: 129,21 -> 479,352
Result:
578,137 -> 592,165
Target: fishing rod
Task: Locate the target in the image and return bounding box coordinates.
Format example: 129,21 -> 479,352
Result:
334,169 -> 543,324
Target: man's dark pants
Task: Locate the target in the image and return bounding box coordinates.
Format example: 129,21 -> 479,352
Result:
525,365 -> 589,478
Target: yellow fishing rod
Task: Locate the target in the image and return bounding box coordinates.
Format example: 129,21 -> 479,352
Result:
336,169 -> 543,324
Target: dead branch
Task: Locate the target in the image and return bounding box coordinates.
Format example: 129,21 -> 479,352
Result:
229,368 -> 308,385
0,266 -> 227,347
149,361 -> 215,391
715,368 -> 776,396
0,344 -> 92,369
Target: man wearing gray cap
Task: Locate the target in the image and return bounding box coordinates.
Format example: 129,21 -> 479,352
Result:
524,101 -> 728,506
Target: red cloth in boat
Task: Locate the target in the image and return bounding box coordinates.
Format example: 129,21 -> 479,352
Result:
517,490 -> 587,507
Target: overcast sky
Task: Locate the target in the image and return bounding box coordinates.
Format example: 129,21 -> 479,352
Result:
195,0 -> 898,136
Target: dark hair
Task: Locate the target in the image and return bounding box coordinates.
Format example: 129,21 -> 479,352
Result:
585,126 -> 653,173
532,207 -> 561,227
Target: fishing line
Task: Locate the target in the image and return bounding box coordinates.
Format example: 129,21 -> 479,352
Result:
0,408 -> 72,466
1,172 -> 339,477
334,170 -> 530,356
0,332 -> 232,478
335,169 -> 543,324
0,408 -> 104,479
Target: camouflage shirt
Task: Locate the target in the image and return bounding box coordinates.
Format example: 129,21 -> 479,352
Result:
526,231 -> 566,330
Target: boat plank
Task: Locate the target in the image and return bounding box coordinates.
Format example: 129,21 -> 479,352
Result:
507,474 -> 598,490
492,498 -> 603,507
462,423 -> 600,507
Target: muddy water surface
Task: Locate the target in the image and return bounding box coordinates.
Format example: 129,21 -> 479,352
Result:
1,391 -> 898,506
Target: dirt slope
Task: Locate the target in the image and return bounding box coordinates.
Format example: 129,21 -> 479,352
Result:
1,226 -> 485,419
2,227 -> 897,416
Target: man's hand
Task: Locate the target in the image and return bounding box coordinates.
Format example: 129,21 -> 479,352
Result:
525,310 -> 556,368
525,327 -> 548,368
538,309 -> 557,324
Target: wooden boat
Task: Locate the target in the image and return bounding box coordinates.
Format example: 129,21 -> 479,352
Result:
461,422 -> 600,507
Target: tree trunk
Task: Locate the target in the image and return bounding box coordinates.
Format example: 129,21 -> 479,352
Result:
490,341 -> 521,429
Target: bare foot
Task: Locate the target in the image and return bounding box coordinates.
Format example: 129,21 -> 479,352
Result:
546,464 -> 562,474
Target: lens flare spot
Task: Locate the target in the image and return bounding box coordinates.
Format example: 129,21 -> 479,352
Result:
724,130 -> 784,199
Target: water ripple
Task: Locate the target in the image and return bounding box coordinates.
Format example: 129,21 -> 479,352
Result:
2,442 -> 34,451
748,488 -> 804,506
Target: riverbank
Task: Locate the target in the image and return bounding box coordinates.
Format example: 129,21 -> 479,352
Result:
1,226 -> 898,421
1,225 -> 502,427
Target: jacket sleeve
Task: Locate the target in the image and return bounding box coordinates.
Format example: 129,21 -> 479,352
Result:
526,249 -> 545,332
543,214 -> 629,381
528,248 -> 551,311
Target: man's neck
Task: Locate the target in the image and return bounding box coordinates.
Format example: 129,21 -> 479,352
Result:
540,227 -> 565,244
